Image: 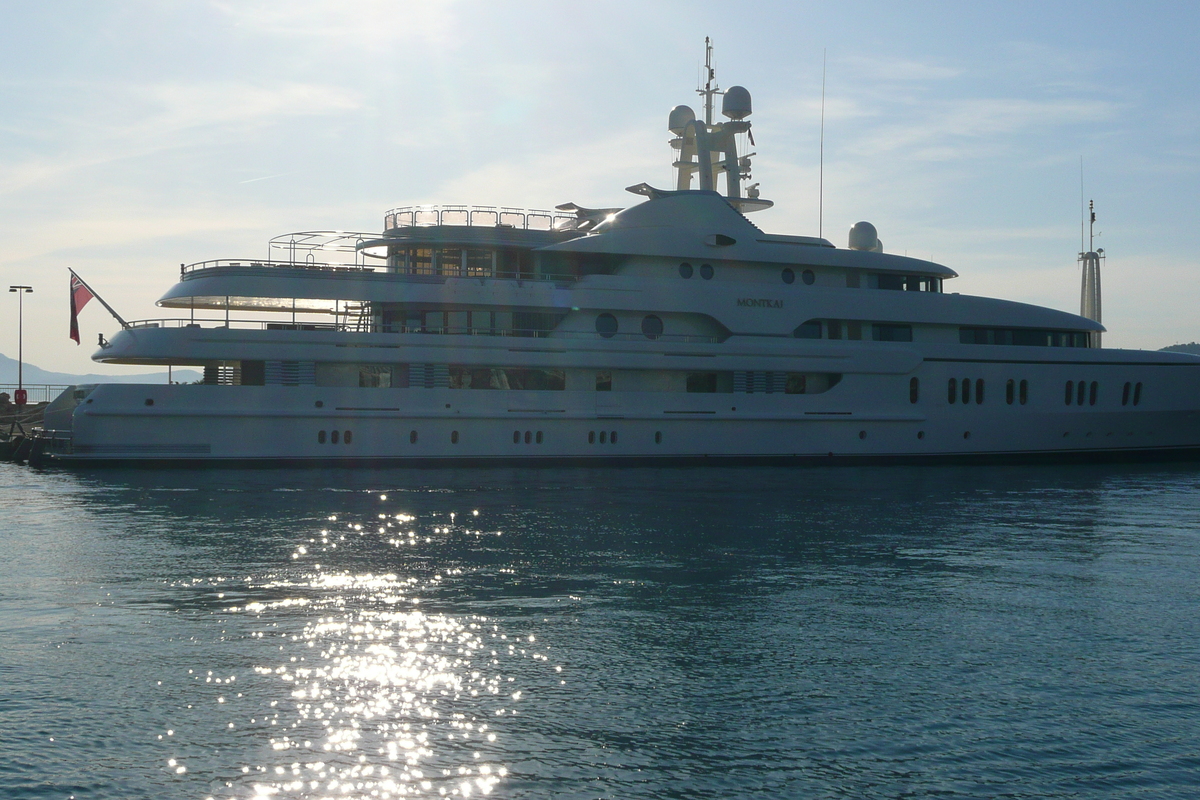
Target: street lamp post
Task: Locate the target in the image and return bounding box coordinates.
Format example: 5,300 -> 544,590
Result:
8,285 -> 33,407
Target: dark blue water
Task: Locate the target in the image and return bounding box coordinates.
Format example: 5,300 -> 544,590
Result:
2,462 -> 1200,799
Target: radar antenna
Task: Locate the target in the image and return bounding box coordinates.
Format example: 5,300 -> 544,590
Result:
1078,198 -> 1104,347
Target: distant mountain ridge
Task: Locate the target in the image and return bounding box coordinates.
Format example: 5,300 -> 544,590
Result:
1160,343 -> 1200,356
0,352 -> 201,385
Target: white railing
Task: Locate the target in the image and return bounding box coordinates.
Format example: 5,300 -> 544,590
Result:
383,205 -> 577,232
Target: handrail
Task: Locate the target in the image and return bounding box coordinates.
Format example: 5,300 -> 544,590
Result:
180,259 -> 377,277
383,204 -> 577,232
122,317 -> 719,343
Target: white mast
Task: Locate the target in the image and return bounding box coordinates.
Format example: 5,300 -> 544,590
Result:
1079,199 -> 1104,347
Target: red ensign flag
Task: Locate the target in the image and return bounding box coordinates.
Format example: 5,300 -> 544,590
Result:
69,272 -> 94,344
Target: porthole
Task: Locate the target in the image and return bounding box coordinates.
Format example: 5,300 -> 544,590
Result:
1065,381 -> 1074,405
961,377 -> 971,404
1019,380 -> 1028,405
314,400 -> 324,408
917,430 -> 925,440
909,377 -> 919,404
679,262 -> 693,279
318,430 -> 326,444
451,430 -> 458,444
948,378 -> 958,404
1133,382 -> 1143,406
1089,381 -> 1098,406
524,431 -> 531,444
344,430 -> 352,445
782,268 -> 795,284
596,313 -> 618,339
144,398 -> 154,406
858,430 -> 867,440
331,430 -> 340,444
975,379 -> 984,405
409,430 -> 418,444
514,430 -> 521,444
1122,382 -> 1131,406
600,431 -> 607,444
536,431 -> 543,444
699,263 -> 714,280
963,431 -> 971,439
1006,379 -> 1015,405
1077,380 -> 1086,406
654,431 -> 662,444
588,431 -> 595,444
610,431 -> 618,443
801,269 -> 815,285
641,315 -> 664,340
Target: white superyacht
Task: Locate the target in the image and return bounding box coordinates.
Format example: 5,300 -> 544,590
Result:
36,51 -> 1200,465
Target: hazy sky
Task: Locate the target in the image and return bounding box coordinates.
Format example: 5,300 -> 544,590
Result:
1,0 -> 1197,374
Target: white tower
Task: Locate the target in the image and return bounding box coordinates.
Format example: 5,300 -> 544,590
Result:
1078,200 -> 1104,348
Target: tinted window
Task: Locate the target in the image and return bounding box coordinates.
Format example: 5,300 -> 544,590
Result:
909,377 -> 919,404
975,379 -> 984,404
1065,381 -> 1074,405
1134,382 -> 1143,406
687,373 -> 718,393
699,263 -> 714,280
948,378 -> 957,404
1122,382 -> 1130,406
1019,380 -> 1028,405
641,315 -> 664,339
331,430 -> 340,444
679,262 -> 693,279
782,268 -> 795,284
1089,381 -> 1098,406
802,269 -> 815,285
793,321 -> 822,339
872,324 -> 913,342
595,313 -> 618,338
318,430 -> 326,444
1006,379 -> 1014,405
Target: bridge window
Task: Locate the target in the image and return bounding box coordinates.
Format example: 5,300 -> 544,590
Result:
793,320 -> 822,339
872,324 -> 913,342
962,327 -> 1090,347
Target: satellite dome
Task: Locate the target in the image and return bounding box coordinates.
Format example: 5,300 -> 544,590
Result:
668,105 -> 696,135
848,221 -> 878,251
722,86 -> 752,120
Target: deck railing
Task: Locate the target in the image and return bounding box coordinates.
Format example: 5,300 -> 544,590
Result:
0,384 -> 70,404
383,205 -> 577,232
123,318 -> 719,343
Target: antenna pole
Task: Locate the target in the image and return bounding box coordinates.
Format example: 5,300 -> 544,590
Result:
1080,157 -> 1085,256
819,48 -> 826,240
703,37 -> 714,125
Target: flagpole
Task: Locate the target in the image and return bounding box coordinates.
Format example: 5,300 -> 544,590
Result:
70,268 -> 130,329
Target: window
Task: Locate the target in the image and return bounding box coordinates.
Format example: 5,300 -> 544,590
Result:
827,320 -> 842,340
1077,380 -> 1086,406
524,431 -> 531,444
872,324 -> 913,342
962,377 -> 971,404
699,263 -> 714,280
793,321 -> 822,339
514,431 -> 521,444
786,374 -> 807,395
596,371 -> 612,391
1122,382 -> 1131,406
450,366 -> 565,391
679,262 -> 693,279
600,431 -> 607,444
1006,379 -> 1015,405
909,377 -> 919,404
948,378 -> 958,404
1089,381 -> 1098,406
596,313 -> 618,338
331,430 -> 340,444
344,430 -> 352,444
588,431 -> 595,444
802,269 -> 815,285
1134,382 -> 1143,406
451,430 -> 459,444
975,379 -> 984,405
641,315 -> 664,340
782,268 -> 795,284
409,430 -> 418,444
961,327 -> 1090,347
1065,381 -> 1074,405
318,430 -> 326,444
611,431 -> 618,443
655,431 -> 662,444
687,373 -> 718,393
536,431 -> 543,444
1020,380 -> 1028,405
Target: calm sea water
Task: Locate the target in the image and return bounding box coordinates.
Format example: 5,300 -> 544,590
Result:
2,461 -> 1200,799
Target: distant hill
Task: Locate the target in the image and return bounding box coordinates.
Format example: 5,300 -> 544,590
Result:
0,352 -> 201,385
1160,343 -> 1200,356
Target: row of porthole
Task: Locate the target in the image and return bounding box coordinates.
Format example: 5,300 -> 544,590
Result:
781,268 -> 816,285
1063,380 -> 1143,407
860,429 -> 971,441
317,430 -> 353,444
679,262 -> 714,280
947,377 -> 985,405
513,430 -> 543,444
596,313 -> 663,339
589,430 -> 618,444
1122,381 -> 1143,406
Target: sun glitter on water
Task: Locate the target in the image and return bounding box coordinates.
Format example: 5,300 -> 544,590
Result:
163,500 -> 550,800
